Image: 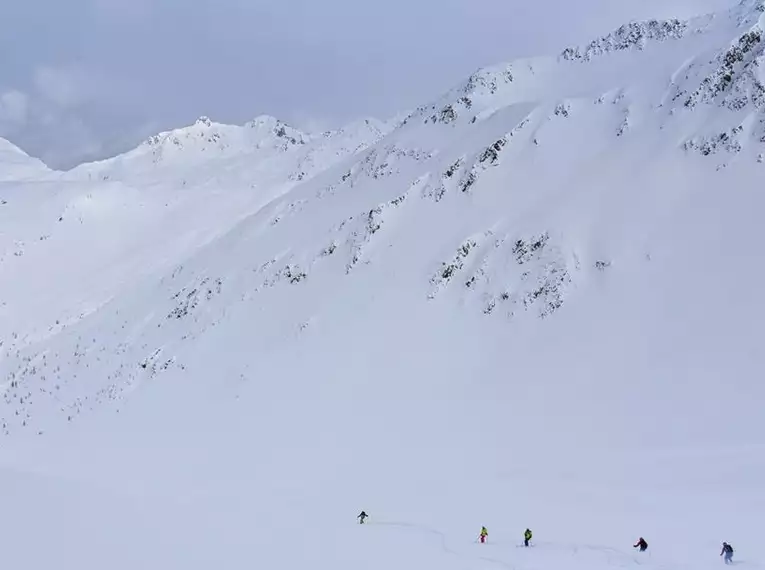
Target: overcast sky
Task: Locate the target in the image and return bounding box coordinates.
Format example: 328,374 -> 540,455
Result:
0,0 -> 734,168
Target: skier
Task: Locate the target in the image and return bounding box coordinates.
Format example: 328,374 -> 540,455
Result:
479,526 -> 488,544
524,528 -> 533,547
357,511 -> 368,524
721,542 -> 734,564
634,537 -> 648,552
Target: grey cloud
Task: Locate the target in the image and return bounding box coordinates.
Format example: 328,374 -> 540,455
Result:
0,91 -> 29,126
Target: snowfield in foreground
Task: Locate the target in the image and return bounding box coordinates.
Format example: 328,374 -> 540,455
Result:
1,1 -> 764,569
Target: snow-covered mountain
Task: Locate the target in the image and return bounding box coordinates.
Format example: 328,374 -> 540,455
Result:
65,114 -> 390,187
1,1 -> 764,570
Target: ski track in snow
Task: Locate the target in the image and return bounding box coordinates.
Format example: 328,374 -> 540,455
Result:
375,521 -> 517,570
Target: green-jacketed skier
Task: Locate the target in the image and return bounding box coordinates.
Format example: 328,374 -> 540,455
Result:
524,528 -> 533,547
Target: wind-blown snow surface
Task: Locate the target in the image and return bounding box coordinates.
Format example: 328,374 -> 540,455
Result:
2,1 -> 765,569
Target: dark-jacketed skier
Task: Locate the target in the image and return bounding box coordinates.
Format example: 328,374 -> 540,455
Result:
358,511 -> 368,524
721,542 -> 734,564
634,537 -> 648,552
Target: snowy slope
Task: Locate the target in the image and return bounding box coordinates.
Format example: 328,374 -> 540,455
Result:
0,138 -> 50,180
0,115 -> 387,342
2,1 -> 765,570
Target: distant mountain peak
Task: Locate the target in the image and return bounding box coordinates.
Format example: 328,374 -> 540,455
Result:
245,115 -> 309,146
246,115 -> 281,129
130,113 -> 313,161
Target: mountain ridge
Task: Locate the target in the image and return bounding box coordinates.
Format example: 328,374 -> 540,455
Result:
3,0 -> 764,174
